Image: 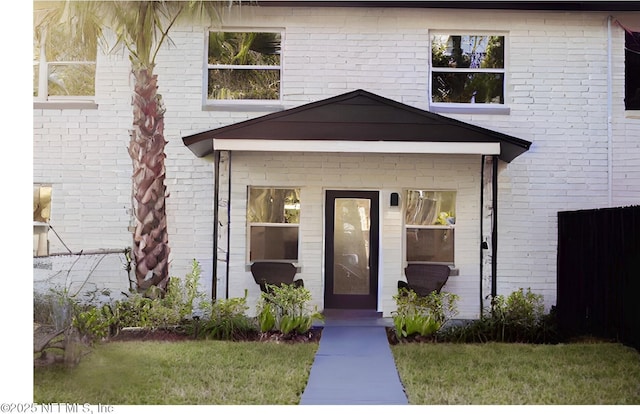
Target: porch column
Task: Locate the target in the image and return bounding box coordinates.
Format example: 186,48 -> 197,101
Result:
214,150 -> 231,299
480,155 -> 496,313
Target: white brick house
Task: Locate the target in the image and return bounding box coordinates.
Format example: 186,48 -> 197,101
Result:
33,2 -> 640,319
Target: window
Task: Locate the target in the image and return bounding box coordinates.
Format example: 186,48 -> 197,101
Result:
430,34 -> 505,109
207,31 -> 281,102
404,190 -> 456,264
247,188 -> 300,262
33,185 -> 52,257
33,25 -> 96,101
625,30 -> 640,111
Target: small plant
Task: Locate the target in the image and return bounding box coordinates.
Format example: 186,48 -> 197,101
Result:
73,304 -> 114,343
392,288 -> 459,340
195,291 -> 256,340
257,301 -> 277,332
256,283 -> 324,336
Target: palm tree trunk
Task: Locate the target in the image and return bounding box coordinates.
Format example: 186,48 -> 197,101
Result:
128,66 -> 170,292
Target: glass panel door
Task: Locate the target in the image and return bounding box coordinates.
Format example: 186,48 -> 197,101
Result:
333,198 -> 371,295
324,191 -> 379,309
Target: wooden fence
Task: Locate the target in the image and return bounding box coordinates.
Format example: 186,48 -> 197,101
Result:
557,205 -> 640,350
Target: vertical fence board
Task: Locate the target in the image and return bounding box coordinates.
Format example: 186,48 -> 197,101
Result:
557,205 -> 640,350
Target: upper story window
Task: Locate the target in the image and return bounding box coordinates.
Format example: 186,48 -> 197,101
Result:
247,187 -> 300,262
34,185 -> 52,257
33,25 -> 96,101
430,34 -> 506,113
405,190 -> 456,265
207,31 -> 282,104
625,30 -> 640,111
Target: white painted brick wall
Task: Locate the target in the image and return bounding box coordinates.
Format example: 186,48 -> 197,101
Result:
33,5 -> 640,316
229,152 -> 481,318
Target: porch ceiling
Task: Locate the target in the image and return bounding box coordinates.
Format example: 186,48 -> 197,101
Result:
182,89 -> 532,163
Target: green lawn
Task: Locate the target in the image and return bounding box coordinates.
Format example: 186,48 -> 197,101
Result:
392,342 -> 640,404
34,340 -> 318,405
35,339 -> 640,405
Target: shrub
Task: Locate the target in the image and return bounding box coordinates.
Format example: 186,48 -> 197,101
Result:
34,292 -> 55,326
256,284 -> 324,335
109,259 -> 206,332
194,291 -> 257,340
73,304 -> 114,343
440,288 -> 559,344
392,289 -> 459,340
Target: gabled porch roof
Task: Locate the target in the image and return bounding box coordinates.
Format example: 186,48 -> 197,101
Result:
183,89 -> 531,163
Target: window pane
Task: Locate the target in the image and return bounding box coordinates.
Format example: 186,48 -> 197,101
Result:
248,188 -> 300,224
33,185 -> 52,223
405,191 -> 456,226
432,35 -> 504,69
33,63 -> 39,97
208,31 -> 281,101
208,68 -> 280,100
333,198 -> 371,295
209,32 -> 281,65
432,72 -> 504,104
48,63 -> 96,96
46,25 -> 97,62
406,228 -> 454,263
250,226 -> 299,261
33,185 -> 51,257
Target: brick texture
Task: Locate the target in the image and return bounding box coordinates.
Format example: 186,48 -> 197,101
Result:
33,6 -> 640,317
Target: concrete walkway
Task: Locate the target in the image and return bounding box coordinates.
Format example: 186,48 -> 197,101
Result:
299,310 -> 408,405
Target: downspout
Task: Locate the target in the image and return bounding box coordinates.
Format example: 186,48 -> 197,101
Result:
491,155 -> 498,299
480,155 -> 485,316
607,15 -> 614,207
226,151 -> 232,299
212,151 -> 220,300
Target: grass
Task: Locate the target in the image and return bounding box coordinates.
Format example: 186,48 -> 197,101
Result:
34,337 -> 640,405
392,342 -> 640,404
34,340 -> 318,405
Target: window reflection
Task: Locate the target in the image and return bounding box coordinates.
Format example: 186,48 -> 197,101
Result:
248,187 -> 300,262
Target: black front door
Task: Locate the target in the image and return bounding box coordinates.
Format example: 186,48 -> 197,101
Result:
324,190 -> 379,309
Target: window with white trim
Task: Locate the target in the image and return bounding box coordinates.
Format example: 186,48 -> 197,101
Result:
404,190 -> 456,265
207,31 -> 282,102
34,185 -> 52,257
430,34 -> 505,110
247,187 -> 300,262
33,25 -> 96,101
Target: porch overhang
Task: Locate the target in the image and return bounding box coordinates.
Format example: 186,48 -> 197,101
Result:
183,89 -> 531,163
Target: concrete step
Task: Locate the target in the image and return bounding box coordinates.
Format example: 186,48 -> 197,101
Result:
322,308 -> 383,319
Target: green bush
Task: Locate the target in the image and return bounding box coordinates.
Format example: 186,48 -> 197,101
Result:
440,288 -> 559,344
108,259 -> 206,332
34,292 -> 55,326
392,288 -> 459,340
194,291 -> 257,340
73,304 -> 114,343
256,284 -> 323,335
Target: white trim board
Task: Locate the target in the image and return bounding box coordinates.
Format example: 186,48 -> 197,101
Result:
213,139 -> 501,155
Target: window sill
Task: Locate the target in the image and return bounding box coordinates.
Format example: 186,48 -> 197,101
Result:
203,102 -> 284,112
245,263 -> 301,273
430,104 -> 510,115
625,110 -> 640,119
405,263 -> 458,275
34,101 -> 99,110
